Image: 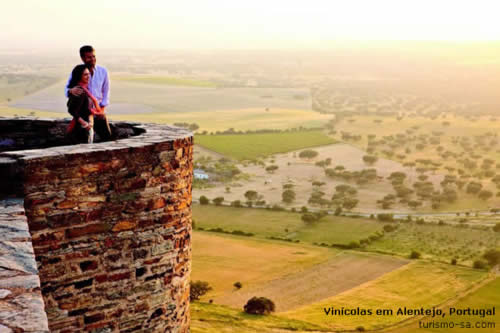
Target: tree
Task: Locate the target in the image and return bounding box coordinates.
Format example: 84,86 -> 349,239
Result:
408,200 -> 422,209
362,155 -> 378,165
282,189 -> 296,204
473,260 -> 487,269
409,251 -> 421,259
231,200 -> 242,208
342,198 -> 359,210
301,213 -> 317,224
478,190 -> 493,201
466,181 -> 482,194
244,190 -> 259,202
482,249 -> 500,266
212,197 -> 224,206
243,297 -> 276,315
199,195 -> 209,205
299,149 -> 319,159
265,165 -> 279,173
190,281 -> 212,301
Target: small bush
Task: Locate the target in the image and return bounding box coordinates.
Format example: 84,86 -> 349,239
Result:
473,260 -> 487,269
243,297 -> 276,315
190,281 -> 212,301
451,258 -> 457,265
199,195 -> 209,205
234,282 -> 243,290
409,251 -> 421,259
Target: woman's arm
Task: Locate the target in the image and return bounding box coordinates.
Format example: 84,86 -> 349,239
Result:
68,94 -> 92,130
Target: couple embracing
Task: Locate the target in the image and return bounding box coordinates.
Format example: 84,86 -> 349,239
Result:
65,45 -> 112,144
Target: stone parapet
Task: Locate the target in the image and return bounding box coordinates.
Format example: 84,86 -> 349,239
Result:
0,118 -> 193,332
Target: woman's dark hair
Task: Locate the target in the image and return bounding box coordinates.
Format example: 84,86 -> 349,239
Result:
68,64 -> 89,89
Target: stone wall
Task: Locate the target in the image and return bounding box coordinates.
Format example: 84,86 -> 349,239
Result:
0,118 -> 193,332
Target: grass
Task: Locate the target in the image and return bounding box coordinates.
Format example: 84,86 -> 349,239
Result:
193,204 -> 381,245
191,231 -> 337,297
195,131 -> 336,160
191,302 -> 328,333
0,74 -> 59,103
115,75 -> 217,87
396,277 -> 500,332
366,221 -> 499,265
283,261 -> 487,330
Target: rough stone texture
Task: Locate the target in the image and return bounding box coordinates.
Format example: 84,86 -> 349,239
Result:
0,118 -> 193,332
0,199 -> 49,332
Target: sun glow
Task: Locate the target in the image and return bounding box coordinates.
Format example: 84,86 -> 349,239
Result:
1,0 -> 500,50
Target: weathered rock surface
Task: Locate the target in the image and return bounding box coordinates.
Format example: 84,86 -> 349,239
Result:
0,199 -> 49,332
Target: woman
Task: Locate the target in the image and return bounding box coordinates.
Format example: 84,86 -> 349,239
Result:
66,64 -> 111,143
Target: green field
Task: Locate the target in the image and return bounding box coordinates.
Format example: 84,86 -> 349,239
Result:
193,205 -> 381,245
396,277 -> 500,333
115,75 -> 217,87
283,261 -> 487,330
195,131 -> 336,160
366,222 -> 499,265
0,74 -> 59,103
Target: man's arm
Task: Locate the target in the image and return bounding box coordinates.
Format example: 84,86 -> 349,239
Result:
100,69 -> 110,107
64,72 -> 72,98
65,71 -> 83,97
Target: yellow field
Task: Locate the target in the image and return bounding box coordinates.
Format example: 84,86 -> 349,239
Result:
283,261 -> 486,330
0,106 -> 332,132
191,231 -> 337,297
113,108 -> 333,132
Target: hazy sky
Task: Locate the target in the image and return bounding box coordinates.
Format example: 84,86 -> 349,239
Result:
2,0 -> 500,50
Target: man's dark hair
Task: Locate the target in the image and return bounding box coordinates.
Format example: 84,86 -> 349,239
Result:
68,64 -> 90,90
79,45 -> 94,58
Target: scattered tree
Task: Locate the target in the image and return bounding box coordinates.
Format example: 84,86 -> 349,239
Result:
243,297 -> 276,315
190,281 -> 212,301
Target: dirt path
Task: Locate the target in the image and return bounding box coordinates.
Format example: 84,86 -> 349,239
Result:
213,252 -> 408,312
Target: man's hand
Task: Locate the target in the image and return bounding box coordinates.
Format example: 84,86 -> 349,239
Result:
70,87 -> 84,96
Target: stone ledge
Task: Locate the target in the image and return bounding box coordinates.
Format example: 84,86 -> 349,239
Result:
0,199 -> 49,333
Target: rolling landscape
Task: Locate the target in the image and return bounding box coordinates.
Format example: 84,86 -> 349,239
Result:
1,43 -> 499,332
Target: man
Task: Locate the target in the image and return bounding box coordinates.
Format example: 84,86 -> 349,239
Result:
65,45 -> 111,140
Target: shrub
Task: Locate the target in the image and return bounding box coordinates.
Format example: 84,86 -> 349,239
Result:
282,189 -> 296,203
362,155 -> 378,165
234,282 -> 243,290
494,223 -> 500,232
299,149 -> 319,159
383,224 -> 398,233
199,195 -> 209,205
377,213 -> 394,222
482,249 -> 500,266
473,260 -> 487,269
451,258 -> 457,265
347,241 -> 360,249
409,251 -> 421,259
190,281 -> 212,301
212,197 -> 224,206
356,326 -> 366,332
243,297 -> 276,315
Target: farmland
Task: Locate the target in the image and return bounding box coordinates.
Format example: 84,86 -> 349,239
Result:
8,80 -> 313,114
395,277 -> 500,333
2,47 -> 500,333
115,75 -> 217,87
193,205 -> 382,245
195,131 -> 336,160
283,261 -> 486,330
